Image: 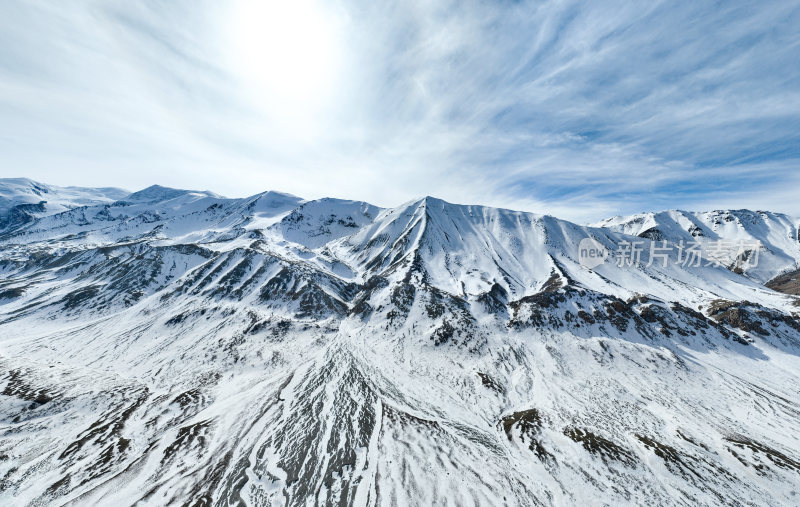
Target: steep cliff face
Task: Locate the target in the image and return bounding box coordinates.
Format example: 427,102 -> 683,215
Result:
1,180 -> 799,506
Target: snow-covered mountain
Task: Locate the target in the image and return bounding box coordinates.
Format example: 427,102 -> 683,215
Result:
594,209 -> 800,284
1,180 -> 799,506
0,178 -> 129,233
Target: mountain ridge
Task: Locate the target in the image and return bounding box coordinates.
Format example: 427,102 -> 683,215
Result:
1,179 -> 799,506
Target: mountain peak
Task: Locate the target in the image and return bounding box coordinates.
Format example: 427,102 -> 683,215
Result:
127,184 -> 221,202
396,195 -> 448,211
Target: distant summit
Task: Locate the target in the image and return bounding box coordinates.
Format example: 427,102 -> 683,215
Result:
0,177 -> 128,231
127,184 -> 222,202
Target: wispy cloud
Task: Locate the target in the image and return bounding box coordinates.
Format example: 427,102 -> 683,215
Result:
1,0 -> 798,222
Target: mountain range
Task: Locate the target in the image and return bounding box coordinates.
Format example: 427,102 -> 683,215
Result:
1,177 -> 799,506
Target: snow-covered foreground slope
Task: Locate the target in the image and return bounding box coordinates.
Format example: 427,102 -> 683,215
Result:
1,181 -> 799,506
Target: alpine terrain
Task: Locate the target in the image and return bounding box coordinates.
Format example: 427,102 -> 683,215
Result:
1,178 -> 799,506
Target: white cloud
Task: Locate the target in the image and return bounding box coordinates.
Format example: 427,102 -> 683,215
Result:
1,0 -> 798,222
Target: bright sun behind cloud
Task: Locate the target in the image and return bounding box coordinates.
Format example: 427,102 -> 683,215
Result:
226,0 -> 347,129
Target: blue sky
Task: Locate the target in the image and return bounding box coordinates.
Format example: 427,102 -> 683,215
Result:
1,0 -> 799,222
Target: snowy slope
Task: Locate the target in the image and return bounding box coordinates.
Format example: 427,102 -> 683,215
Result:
1,180 -> 799,506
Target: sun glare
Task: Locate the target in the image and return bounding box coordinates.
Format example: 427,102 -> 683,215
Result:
227,0 -> 346,125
